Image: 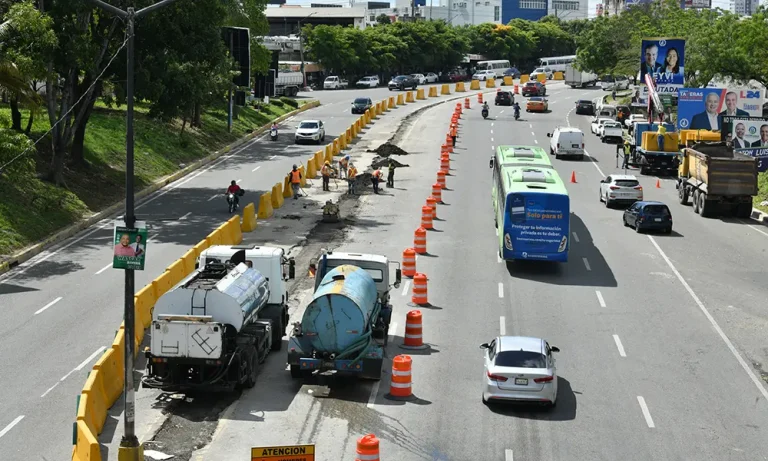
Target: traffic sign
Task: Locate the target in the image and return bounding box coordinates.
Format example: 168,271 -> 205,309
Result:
251,445 -> 315,461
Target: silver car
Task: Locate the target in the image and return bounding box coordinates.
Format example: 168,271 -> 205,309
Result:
294,120 -> 325,145
481,336 -> 559,407
599,174 -> 643,208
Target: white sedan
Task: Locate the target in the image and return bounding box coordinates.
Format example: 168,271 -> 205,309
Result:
472,70 -> 495,81
590,117 -> 613,135
481,336 -> 559,407
356,76 -> 379,88
294,120 -> 325,145
411,73 -> 427,84
425,72 -> 439,83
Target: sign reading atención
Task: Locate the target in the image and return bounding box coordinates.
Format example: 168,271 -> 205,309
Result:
251,444 -> 315,461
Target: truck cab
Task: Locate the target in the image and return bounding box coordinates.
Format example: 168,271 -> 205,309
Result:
311,251 -> 401,305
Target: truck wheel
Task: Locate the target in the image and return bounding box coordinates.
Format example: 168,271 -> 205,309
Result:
240,348 -> 258,389
698,194 -> 712,217
692,191 -> 700,214
736,203 -> 753,219
290,365 -> 304,379
678,185 -> 689,205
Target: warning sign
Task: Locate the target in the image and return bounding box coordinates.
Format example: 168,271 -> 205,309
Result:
251,445 -> 315,461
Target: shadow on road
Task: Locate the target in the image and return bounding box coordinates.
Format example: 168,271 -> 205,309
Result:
486,376 -> 577,421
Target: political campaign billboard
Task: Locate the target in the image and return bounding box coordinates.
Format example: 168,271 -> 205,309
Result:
677,88 -> 764,131
640,38 -> 685,95
720,116 -> 768,172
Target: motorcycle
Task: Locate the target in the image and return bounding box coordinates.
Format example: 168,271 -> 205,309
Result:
270,127 -> 278,141
227,189 -> 245,213
514,110 -> 520,121
482,107 -> 489,119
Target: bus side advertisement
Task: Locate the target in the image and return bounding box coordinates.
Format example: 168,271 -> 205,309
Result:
502,192 -> 570,262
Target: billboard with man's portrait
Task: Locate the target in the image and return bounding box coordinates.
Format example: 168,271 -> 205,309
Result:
677,88 -> 764,131
112,219 -> 148,270
720,116 -> 768,172
640,38 -> 685,95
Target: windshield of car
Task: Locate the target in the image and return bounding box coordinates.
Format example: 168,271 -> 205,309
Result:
533,68 -> 544,73
524,82 -> 536,87
578,100 -> 593,105
354,98 -> 369,105
614,179 -> 639,187
643,204 -> 670,215
299,122 -> 318,129
495,351 -> 547,368
605,122 -> 621,128
394,76 -> 407,81
529,97 -> 543,102
324,77 -> 336,82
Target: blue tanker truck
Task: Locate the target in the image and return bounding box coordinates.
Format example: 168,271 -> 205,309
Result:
288,251 -> 401,380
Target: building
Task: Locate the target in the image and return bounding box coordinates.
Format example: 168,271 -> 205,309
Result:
548,0 -> 587,20
500,0 -> 585,22
732,0 -> 758,15
368,0 -> 501,25
265,6 -> 367,35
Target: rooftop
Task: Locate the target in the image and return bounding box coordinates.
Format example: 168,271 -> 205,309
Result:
265,6 -> 366,18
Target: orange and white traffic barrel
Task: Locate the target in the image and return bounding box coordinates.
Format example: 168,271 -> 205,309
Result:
400,310 -> 428,350
356,434 -> 380,461
426,197 -> 438,219
437,170 -> 448,189
440,155 -> 450,174
402,248 -> 416,277
413,227 -> 427,254
420,206 -> 433,230
385,355 -> 414,401
478,92 -> 483,103
464,97 -> 470,108
431,183 -> 443,203
410,272 -> 428,306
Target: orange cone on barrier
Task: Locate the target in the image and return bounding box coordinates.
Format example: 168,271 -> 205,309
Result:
426,196 -> 438,219
440,155 -> 450,174
431,183 -> 443,203
421,206 -> 434,230
401,310 -> 429,350
437,171 -> 448,189
570,171 -> 577,183
441,144 -> 451,155
410,273 -> 429,307
402,248 -> 417,277
478,93 -> 483,103
464,98 -> 470,108
445,133 -> 453,145
656,179 -> 661,188
356,434 -> 381,461
414,227 -> 427,254
385,355 -> 414,401
514,83 -> 519,94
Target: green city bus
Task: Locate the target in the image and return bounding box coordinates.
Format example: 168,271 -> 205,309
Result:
491,163 -> 570,262
491,145 -> 553,170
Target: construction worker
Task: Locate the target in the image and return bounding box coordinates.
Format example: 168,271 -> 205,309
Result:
450,125 -> 457,147
372,168 -> 382,194
339,155 -> 350,179
656,124 -> 667,152
386,159 -> 395,188
289,164 -> 302,199
622,139 -> 631,169
347,163 -> 357,195
321,160 -> 331,191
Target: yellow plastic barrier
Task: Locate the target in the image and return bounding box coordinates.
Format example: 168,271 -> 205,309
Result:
192,239 -> 209,257
164,259 -> 186,286
241,202 -> 257,232
406,91 -> 415,102
111,327 -> 125,373
227,216 -> 243,244
151,270 -> 175,301
554,71 -> 564,80
416,88 -> 425,100
388,96 -> 395,108
283,175 -> 292,198
179,249 -> 197,276
345,128 -> 352,147
441,84 -> 450,95
428,86 -> 438,97
271,183 -> 284,209
486,78 -> 496,88
324,143 -> 333,159
79,371 -> 107,434
258,192 -> 273,219
382,100 -> 389,112
93,347 -> 123,403
536,73 -> 546,82
205,227 -> 223,247
455,82 -> 466,92
470,80 -> 480,90
73,419 -> 100,461
332,138 -> 340,156
298,165 -> 307,187
503,76 -> 513,86
378,100 -> 385,113
306,157 -> 317,178
397,93 -> 405,105
134,284 -> 154,330
520,74 -> 529,84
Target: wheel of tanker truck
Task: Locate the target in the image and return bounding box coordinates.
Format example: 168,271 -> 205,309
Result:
238,347 -> 259,390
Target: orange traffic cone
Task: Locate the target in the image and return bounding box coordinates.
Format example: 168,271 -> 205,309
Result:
656,179 -> 661,188
570,171 -> 577,183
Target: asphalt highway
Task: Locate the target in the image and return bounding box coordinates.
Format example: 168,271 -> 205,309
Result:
0,84 -> 462,460
195,83 -> 768,460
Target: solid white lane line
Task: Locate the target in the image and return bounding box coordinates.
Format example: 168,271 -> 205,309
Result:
740,220 -> 768,238
269,155 -> 278,160
498,282 -> 504,298
179,212 -> 192,220
401,280 -> 411,297
584,150 -> 606,176
505,449 -> 514,461
572,231 -> 580,243
637,396 -> 655,428
252,166 -> 261,172
35,297 -> 62,316
0,415 -> 24,439
59,346 -> 107,383
582,257 -> 591,271
499,317 -> 506,336
648,235 -> 768,402
95,263 -> 112,275
596,290 -> 606,307
613,335 -> 627,357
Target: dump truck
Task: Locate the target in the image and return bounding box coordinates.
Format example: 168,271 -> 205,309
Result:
676,142 -> 758,218
141,246 -> 293,392
627,122 -> 679,175
288,251 -> 401,381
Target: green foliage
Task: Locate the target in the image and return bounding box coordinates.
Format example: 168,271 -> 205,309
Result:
271,98 -> 285,108
280,97 -> 299,108
0,113 -> 34,179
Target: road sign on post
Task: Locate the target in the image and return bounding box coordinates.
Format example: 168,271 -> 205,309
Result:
251,445 -> 315,461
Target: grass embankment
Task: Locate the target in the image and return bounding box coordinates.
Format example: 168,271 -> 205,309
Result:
0,98 -> 303,256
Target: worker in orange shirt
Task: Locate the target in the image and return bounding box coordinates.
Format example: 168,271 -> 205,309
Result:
289,165 -> 302,199
347,163 -> 358,195
339,155 -> 350,179
321,160 -> 331,191
372,168 -> 382,194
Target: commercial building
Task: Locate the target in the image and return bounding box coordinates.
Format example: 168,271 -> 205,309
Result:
368,0 -> 501,26
265,6 -> 367,35
499,0 -> 585,23
732,0 -> 758,15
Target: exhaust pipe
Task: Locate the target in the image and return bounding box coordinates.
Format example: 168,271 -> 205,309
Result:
329,353 -> 336,360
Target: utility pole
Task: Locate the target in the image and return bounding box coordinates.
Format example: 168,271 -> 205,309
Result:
227,31 -> 234,132
86,1 -> 184,460
298,12 -> 316,90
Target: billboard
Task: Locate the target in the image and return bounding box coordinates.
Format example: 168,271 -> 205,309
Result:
720,116 -> 768,172
677,88 -> 764,131
683,0 -> 711,7
640,38 -> 685,95
596,3 -> 604,15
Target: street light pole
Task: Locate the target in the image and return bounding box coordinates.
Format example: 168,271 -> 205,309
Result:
86,1 -> 184,460
298,12 -> 316,90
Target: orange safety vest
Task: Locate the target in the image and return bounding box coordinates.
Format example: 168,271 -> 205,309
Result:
373,170 -> 381,179
340,158 -> 349,168
291,170 -> 301,183
321,165 -> 330,176
348,168 -> 357,178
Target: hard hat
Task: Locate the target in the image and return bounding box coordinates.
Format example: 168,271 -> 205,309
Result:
293,164 -> 297,168
345,155 -> 350,160
325,160 -> 330,165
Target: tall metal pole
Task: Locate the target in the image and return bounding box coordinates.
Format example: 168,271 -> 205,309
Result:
86,2 -> 184,460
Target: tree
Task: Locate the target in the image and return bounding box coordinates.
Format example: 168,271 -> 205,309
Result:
375,14 -> 391,25
0,112 -> 35,179
469,23 -> 534,66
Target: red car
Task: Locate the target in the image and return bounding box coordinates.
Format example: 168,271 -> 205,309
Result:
521,81 -> 547,97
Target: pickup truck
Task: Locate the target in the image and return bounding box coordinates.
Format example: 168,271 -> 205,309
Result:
600,121 -> 624,144
323,76 -> 348,90
591,117 -> 613,135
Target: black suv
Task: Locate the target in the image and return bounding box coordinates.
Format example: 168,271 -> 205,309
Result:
521,81 -> 546,97
388,75 -> 418,91
351,97 -> 373,114
575,99 -> 595,115
495,91 -> 514,106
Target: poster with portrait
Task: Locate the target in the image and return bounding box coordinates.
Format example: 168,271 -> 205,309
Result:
677,88 -> 728,131
640,38 -> 685,95
718,88 -> 765,117
720,116 -> 768,172
112,220 -> 148,270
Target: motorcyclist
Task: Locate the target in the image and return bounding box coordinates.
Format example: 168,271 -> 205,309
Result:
226,180 -> 241,206
513,102 -> 521,118
482,101 -> 489,116
271,122 -> 278,132
270,122 -> 278,139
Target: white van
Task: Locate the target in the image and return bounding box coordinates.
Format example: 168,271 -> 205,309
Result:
547,127 -> 585,161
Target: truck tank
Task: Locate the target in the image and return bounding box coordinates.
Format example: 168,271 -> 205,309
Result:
301,265 -> 379,353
